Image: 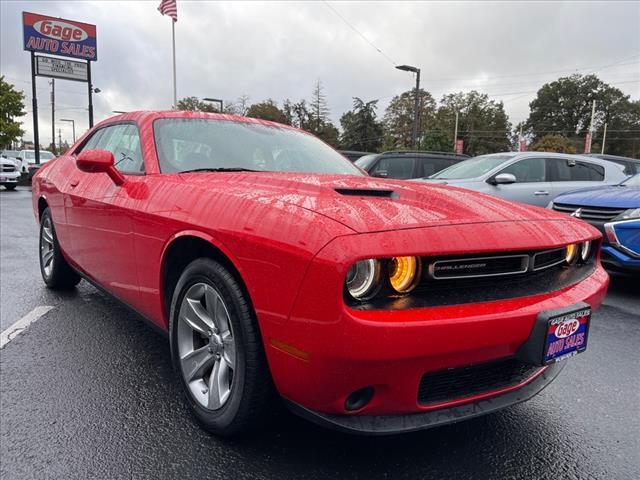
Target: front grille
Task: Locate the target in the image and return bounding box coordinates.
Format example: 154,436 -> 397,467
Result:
532,247 -> 566,270
418,357 -> 542,405
430,254 -> 528,279
1,165 -> 16,172
553,203 -> 626,221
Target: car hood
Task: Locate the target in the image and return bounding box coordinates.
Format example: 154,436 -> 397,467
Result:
182,172 -> 563,233
554,185 -> 640,209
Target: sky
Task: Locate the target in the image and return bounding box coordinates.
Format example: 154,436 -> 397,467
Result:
1,0 -> 639,146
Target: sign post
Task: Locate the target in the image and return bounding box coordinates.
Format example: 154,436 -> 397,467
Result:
22,11 -> 97,162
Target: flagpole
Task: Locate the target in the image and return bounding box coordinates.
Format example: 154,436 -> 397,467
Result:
171,20 -> 177,108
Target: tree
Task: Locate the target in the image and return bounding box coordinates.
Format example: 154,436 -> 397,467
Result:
421,128 -> 452,152
530,134 -> 577,154
0,76 -> 26,149
176,96 -> 219,112
310,80 -> 330,135
339,97 -> 383,152
224,94 -> 251,116
435,91 -> 512,156
245,99 -> 287,123
383,89 -> 436,149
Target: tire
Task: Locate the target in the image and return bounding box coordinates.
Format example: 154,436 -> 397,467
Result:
39,207 -> 81,289
4,184 -> 16,191
169,258 -> 277,436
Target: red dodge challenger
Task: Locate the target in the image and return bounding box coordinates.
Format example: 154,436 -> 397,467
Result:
32,111 -> 608,435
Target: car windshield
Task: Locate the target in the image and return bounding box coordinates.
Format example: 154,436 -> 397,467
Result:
40,152 -> 55,161
621,173 -> 640,187
354,154 -> 379,170
154,118 -> 364,175
2,151 -> 19,158
430,154 -> 514,179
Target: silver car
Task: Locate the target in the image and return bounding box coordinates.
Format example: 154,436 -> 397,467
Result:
418,152 -> 629,207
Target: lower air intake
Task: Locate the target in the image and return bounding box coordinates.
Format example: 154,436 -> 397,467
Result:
418,357 -> 541,405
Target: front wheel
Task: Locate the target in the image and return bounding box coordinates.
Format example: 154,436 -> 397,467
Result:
39,208 -> 81,289
4,184 -> 17,191
169,258 -> 277,436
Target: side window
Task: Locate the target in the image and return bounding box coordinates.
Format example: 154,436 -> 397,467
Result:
371,157 -> 415,179
95,124 -> 144,174
548,158 -> 604,182
498,158 -> 546,182
420,158 -> 455,178
78,129 -> 104,153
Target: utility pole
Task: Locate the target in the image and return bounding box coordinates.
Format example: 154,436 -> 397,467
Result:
601,123 -> 607,155
58,128 -> 62,151
584,99 -> 596,154
453,111 -> 459,152
395,65 -> 421,149
50,78 -> 55,153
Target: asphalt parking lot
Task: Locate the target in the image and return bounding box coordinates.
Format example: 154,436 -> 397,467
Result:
1,186 -> 639,480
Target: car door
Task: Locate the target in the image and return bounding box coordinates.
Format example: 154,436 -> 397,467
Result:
64,123 -> 146,307
487,157 -> 552,206
547,158 -> 606,200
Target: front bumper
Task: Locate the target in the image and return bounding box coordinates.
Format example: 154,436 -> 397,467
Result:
601,245 -> 640,273
0,172 -> 20,184
284,361 -> 564,435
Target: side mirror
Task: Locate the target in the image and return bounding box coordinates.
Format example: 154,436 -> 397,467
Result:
76,149 -> 125,185
372,170 -> 388,178
491,173 -> 517,185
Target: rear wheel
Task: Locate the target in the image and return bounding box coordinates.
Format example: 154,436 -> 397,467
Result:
169,258 -> 277,436
39,208 -> 81,289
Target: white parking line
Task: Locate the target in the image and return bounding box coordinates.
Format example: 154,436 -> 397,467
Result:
0,306 -> 54,349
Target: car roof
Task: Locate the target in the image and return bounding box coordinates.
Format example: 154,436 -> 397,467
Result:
584,153 -> 640,163
97,110 -> 302,133
368,150 -> 470,160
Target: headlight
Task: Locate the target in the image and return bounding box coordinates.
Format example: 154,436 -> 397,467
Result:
565,244 -> 578,264
388,256 -> 421,293
346,259 -> 381,300
620,208 -> 640,220
580,241 -> 592,262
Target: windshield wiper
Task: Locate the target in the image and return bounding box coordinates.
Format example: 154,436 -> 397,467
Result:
180,167 -> 261,173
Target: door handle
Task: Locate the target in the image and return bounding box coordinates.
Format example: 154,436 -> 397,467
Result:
534,190 -> 549,195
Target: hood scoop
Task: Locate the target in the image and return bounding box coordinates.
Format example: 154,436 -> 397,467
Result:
334,188 -> 398,199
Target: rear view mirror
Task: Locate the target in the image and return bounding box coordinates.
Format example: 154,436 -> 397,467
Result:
76,149 -> 125,185
492,173 -> 517,185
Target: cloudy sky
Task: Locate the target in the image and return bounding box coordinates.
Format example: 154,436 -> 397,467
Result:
1,0 -> 639,146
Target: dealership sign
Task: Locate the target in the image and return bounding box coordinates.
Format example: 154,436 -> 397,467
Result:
23,12 -> 97,61
36,55 -> 88,82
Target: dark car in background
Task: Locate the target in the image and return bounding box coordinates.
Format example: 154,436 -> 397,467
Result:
355,150 -> 469,180
339,150 -> 374,162
584,153 -> 639,176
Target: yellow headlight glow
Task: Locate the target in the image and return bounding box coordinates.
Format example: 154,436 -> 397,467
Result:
565,244 -> 578,264
388,256 -> 420,293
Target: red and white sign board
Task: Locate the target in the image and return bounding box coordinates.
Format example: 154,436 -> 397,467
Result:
518,139 -> 527,152
584,132 -> 592,154
23,11 -> 97,61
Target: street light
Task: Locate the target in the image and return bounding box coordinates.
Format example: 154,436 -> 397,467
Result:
395,64 -> 421,149
203,98 -> 224,113
60,119 -> 76,143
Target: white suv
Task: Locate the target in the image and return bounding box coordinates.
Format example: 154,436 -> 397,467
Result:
0,157 -> 21,190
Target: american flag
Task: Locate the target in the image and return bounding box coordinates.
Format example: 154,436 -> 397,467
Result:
158,0 -> 178,22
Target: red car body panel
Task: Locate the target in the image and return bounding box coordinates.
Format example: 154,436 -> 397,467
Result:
32,111 -> 609,428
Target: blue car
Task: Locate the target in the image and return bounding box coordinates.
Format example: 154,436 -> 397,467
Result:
551,174 -> 640,274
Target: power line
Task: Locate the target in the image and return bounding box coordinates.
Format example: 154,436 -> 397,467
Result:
322,1 -> 397,66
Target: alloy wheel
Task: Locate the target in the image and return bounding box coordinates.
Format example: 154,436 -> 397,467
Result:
40,216 -> 55,278
177,282 -> 236,410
